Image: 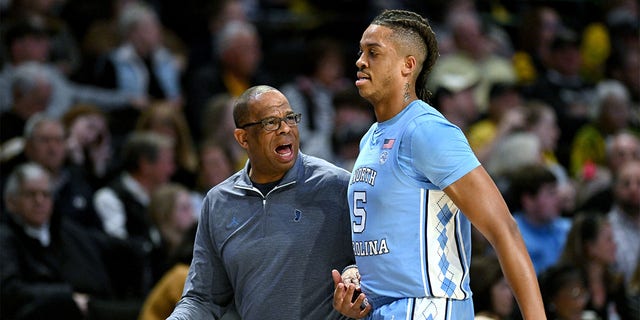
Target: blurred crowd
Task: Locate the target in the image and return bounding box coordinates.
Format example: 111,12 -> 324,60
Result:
0,0 -> 638,319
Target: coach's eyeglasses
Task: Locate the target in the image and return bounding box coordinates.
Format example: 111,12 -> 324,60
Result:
239,113 -> 302,132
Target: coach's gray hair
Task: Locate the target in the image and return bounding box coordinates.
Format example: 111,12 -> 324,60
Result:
232,85 -> 277,127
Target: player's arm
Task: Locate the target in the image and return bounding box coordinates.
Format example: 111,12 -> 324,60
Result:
443,166 -> 547,320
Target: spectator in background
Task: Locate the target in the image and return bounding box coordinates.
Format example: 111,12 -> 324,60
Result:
610,49 -> 640,127
605,18 -> 640,119
0,62 -> 52,145
523,27 -> 595,170
135,103 -> 198,189
1,162 -> 91,319
200,93 -> 247,171
80,0 -> 137,64
184,0 -> 247,83
0,115 -> 99,229
442,7 -> 517,113
469,255 -> 516,320
604,0 -> 639,53
523,100 -> 576,216
509,163 -> 571,274
4,0 -> 82,76
559,213 -> 628,319
138,224 -> 198,320
81,0 -> 188,80
538,264 -> 594,320
93,1 -> 183,108
185,20 -> 268,141
570,80 -> 633,179
0,19 -> 138,119
61,103 -> 112,188
426,55 -> 480,133
0,163 -> 139,320
608,160 -> 640,286
195,140 -> 234,193
467,82 -> 525,164
192,139 -> 234,214
92,131 -> 175,297
576,131 -> 640,213
485,132 -> 543,190
92,2 -> 184,145
579,0 -> 639,86
146,183 -> 197,278
513,6 -> 562,85
330,86 -> 375,171
280,36 -> 350,160
522,101 -> 563,184
0,19 -> 50,113
92,130 -> 175,240
605,132 -> 640,182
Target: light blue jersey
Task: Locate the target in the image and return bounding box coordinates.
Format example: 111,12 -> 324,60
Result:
348,100 -> 480,317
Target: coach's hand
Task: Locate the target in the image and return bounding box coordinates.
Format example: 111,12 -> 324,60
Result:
332,269 -> 371,319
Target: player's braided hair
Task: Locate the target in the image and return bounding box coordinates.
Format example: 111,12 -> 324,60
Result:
371,9 -> 439,101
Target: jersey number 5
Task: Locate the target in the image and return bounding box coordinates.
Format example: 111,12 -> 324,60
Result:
353,191 -> 367,233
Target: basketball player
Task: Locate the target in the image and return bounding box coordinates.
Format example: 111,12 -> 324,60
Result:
331,9 -> 546,320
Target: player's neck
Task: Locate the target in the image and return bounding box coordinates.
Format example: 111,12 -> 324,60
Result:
374,95 -> 417,122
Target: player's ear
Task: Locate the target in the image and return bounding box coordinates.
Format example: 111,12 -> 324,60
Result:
402,55 -> 417,76
234,128 -> 249,149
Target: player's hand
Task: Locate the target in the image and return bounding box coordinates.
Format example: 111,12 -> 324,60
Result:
341,265 -> 361,289
332,269 -> 371,319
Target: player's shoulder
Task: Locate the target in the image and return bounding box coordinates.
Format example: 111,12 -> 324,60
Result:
405,114 -> 461,143
401,101 -> 452,128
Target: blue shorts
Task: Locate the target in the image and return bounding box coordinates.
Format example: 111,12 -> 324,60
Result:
365,296 -> 474,320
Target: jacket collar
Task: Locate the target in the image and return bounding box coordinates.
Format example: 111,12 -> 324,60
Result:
235,152 -> 304,190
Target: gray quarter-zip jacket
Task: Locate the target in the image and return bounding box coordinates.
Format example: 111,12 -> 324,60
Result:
169,152 -> 354,320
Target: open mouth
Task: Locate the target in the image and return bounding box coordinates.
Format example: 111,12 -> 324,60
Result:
275,143 -> 293,156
